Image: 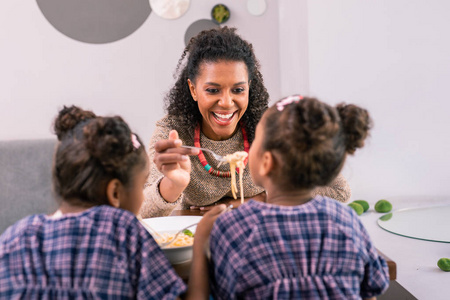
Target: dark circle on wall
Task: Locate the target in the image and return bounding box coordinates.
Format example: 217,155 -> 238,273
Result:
36,0 -> 151,44
184,19 -> 219,46
211,4 -> 230,24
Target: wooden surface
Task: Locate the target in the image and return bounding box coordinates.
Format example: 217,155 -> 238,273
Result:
170,209 -> 396,280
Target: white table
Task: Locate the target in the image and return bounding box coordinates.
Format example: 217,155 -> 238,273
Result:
357,195 -> 450,300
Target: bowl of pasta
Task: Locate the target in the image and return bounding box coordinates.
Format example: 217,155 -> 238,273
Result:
140,216 -> 203,264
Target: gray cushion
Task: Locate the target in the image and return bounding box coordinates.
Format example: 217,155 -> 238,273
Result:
0,139 -> 58,234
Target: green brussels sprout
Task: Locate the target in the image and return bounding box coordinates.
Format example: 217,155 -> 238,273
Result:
375,199 -> 392,213
348,202 -> 364,216
437,258 -> 450,272
353,200 -> 369,212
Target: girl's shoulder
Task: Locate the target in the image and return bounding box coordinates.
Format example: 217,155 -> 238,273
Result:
0,214 -> 45,245
212,200 -> 266,244
84,206 -> 152,240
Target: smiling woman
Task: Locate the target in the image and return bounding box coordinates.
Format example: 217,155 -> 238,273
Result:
140,27 -> 351,218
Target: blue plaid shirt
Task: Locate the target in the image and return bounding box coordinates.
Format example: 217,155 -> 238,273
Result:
0,205 -> 186,299
209,196 -> 389,299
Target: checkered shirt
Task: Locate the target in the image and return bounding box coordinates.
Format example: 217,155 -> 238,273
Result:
209,196 -> 389,300
0,205 -> 186,299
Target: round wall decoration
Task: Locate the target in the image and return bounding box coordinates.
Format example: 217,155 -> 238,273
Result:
184,19 -> 219,46
247,0 -> 267,16
211,4 -> 230,24
150,0 -> 190,20
36,0 -> 151,44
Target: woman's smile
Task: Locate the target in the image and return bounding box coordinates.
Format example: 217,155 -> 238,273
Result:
211,111 -> 237,126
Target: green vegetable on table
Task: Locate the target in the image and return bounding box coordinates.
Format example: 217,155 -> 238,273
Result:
182,229 -> 194,237
348,202 -> 364,216
352,200 -> 369,212
375,199 -> 392,213
437,258 -> 450,272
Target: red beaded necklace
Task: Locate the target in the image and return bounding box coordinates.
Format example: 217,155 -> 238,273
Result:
194,123 -> 249,177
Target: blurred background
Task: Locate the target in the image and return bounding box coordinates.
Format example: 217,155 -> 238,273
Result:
1,0 -> 449,202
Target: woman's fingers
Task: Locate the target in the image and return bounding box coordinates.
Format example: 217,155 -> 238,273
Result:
154,138 -> 182,153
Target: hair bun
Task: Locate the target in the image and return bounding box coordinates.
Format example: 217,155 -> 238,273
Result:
336,103 -> 373,154
290,98 -> 340,150
83,117 -> 133,172
54,106 -> 96,140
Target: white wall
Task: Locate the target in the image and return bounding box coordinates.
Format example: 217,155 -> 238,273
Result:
306,0 -> 450,200
0,0 -> 280,144
2,0 -> 449,201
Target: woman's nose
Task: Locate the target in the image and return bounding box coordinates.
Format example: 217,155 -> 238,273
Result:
219,92 -> 233,107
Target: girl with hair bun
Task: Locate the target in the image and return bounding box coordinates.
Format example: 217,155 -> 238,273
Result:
0,105 -> 222,299
207,96 -> 390,299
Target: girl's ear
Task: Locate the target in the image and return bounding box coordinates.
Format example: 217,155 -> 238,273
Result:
187,79 -> 197,101
106,179 -> 122,208
259,151 -> 275,177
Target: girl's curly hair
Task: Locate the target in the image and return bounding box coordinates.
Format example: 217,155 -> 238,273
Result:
164,26 -> 269,142
53,106 -> 147,206
263,96 -> 372,190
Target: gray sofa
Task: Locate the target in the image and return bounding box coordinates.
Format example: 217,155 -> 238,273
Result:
0,139 -> 58,234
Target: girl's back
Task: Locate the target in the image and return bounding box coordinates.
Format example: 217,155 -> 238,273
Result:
210,197 -> 388,299
0,205 -> 185,299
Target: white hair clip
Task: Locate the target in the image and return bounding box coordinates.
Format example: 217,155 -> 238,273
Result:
131,133 -> 141,150
276,95 -> 304,111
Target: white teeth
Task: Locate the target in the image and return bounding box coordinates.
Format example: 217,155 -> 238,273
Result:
214,112 -> 234,119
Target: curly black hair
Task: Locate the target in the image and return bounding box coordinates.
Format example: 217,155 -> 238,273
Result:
262,96 -> 372,190
53,106 -> 147,206
164,26 -> 269,142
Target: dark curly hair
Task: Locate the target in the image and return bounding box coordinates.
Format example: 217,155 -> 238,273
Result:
262,96 -> 372,190
165,26 -> 269,142
52,106 -> 147,206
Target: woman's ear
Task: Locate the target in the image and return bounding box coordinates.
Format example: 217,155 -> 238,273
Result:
187,79 -> 197,101
106,179 -> 122,208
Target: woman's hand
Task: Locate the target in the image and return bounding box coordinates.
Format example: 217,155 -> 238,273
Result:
154,130 -> 198,202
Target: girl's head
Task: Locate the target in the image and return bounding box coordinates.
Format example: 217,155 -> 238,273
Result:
52,106 -> 148,215
249,95 -> 372,191
165,26 -> 269,142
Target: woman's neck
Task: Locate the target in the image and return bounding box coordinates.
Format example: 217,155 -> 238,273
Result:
265,187 -> 313,206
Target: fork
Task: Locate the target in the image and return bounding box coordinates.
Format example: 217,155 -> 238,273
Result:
181,145 -> 228,166
152,205 -> 233,248
158,222 -> 199,248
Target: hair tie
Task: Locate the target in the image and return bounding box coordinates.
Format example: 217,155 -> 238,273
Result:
131,134 -> 141,150
276,95 -> 304,111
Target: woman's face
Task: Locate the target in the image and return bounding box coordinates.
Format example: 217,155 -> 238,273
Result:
188,60 -> 249,141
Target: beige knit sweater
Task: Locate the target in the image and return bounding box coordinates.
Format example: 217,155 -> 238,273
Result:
140,116 -> 351,218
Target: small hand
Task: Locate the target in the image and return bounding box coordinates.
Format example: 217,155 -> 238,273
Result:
193,204 -> 227,247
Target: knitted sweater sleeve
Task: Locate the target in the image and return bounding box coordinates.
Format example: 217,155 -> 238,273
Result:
140,117 -> 183,218
311,173 -> 351,203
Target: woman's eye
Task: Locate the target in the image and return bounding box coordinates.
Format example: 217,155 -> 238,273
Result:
233,88 -> 245,93
206,88 -> 219,94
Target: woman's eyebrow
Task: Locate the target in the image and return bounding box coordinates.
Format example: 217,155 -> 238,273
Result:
204,81 -> 248,86
204,82 -> 220,86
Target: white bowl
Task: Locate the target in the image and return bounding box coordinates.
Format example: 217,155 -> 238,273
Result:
141,216 -> 203,264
